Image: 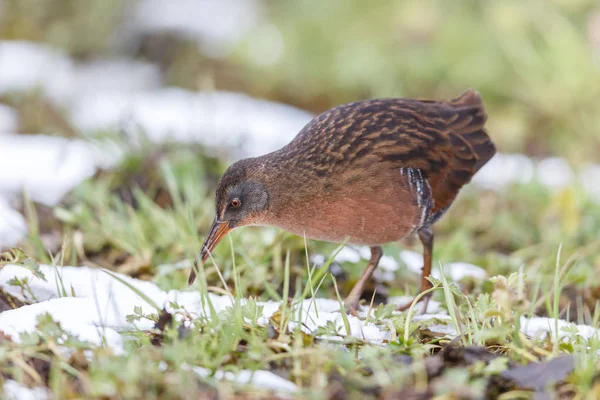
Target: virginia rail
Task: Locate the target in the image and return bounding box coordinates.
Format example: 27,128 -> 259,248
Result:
188,89 -> 496,312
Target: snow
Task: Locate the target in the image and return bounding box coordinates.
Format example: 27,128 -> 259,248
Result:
3,380 -> 50,400
436,262 -> 486,282
388,296 -> 442,313
0,41 -> 160,105
389,250 -> 487,282
472,153 -> 535,189
0,41 -> 74,101
0,263 -> 390,347
379,255 -> 400,271
4,262 -> 591,349
0,41 -> 596,197
0,265 -> 168,325
66,59 -> 162,101
472,152 -> 599,202
536,157 -> 575,189
0,104 -> 18,134
0,263 -> 597,395
580,164 -> 600,202
133,0 -> 261,58
400,250 -> 425,274
331,247 -> 362,264
4,262 -> 594,348
0,298 -> 124,352
520,316 -> 600,341
194,367 -> 298,393
0,198 -> 27,247
0,264 -> 396,367
69,88 -> 313,158
0,135 -> 102,205
412,314 -> 458,336
289,299 -> 390,344
313,246 -> 484,284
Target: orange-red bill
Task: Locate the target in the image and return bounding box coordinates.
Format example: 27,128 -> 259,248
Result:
188,219 -> 231,285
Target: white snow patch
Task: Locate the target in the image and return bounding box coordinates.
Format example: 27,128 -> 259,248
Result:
310,254 -> 326,266
0,104 -> 18,134
193,366 -> 297,393
399,251 -> 485,281
67,59 -> 162,102
133,0 -> 261,58
0,263 -> 392,346
0,264 -> 597,367
379,255 -> 400,271
536,157 -> 574,189
0,135 -> 104,206
69,88 -> 313,158
0,265 -> 167,325
472,153 -> 600,203
328,246 -> 398,271
388,296 -> 442,314
288,299 -> 390,344
0,198 -> 27,247
3,380 -> 50,400
580,164 -> 600,202
0,42 -> 161,105
315,246 -> 398,281
0,41 -> 73,100
412,313 -> 458,336
473,153 -> 535,189
332,247 -> 362,264
0,298 -> 124,352
0,135 -> 123,247
439,262 -> 486,281
314,247 -> 483,283
520,316 -> 599,341
400,250 -> 424,274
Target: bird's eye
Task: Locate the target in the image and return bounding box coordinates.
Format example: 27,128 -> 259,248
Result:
230,198 -> 241,209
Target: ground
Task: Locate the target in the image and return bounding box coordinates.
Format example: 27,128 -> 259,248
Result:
0,142 -> 599,399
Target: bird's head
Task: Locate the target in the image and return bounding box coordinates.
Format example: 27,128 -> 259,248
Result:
188,158 -> 270,284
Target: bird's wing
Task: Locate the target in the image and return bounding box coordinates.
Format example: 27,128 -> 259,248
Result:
285,90 -> 495,216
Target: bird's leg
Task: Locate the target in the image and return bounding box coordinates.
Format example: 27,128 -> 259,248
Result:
398,228 -> 434,313
344,246 -> 383,313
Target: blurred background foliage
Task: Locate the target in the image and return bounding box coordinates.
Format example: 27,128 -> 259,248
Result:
1,0 -> 599,162
1,0 -> 599,302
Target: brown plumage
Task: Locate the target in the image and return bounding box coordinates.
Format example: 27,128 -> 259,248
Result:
189,89 -> 496,312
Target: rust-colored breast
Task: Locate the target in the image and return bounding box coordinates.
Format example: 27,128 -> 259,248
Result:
265,162 -> 421,245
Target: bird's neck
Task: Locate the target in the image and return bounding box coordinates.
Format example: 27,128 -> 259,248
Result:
242,152 -> 324,228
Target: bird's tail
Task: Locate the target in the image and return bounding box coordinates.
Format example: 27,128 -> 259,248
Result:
449,89 -> 496,172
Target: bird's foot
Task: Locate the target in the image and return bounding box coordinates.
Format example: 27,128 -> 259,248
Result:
343,298 -> 360,317
346,307 -> 359,317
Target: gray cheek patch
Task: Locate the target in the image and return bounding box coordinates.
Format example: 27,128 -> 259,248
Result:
400,167 -> 433,228
244,181 -> 269,212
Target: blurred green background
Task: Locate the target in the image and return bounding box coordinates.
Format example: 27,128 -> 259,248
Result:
1,0 -> 599,162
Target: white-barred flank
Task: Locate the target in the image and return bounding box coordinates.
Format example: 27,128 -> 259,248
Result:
400,167 -> 433,228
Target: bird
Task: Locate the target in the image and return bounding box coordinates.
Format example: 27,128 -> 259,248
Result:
188,89 -> 496,313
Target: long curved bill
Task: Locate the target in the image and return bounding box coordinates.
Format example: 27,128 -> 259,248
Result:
188,219 -> 231,285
